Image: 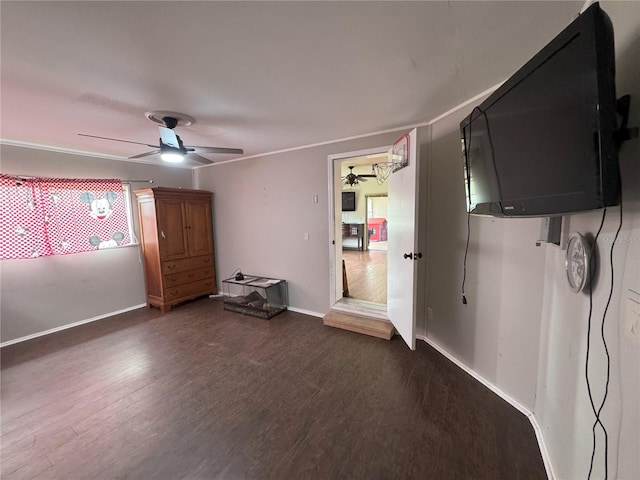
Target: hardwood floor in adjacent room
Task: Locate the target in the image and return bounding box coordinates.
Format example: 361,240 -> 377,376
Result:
1,298 -> 546,479
342,249 -> 387,304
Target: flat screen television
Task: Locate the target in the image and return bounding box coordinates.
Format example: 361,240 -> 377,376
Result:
460,2 -> 620,217
342,191 -> 356,211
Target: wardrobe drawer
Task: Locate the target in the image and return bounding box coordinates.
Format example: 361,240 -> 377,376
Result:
164,278 -> 217,301
162,255 -> 214,274
164,267 -> 215,288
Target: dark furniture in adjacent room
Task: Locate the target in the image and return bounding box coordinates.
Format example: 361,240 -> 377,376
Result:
342,223 -> 365,251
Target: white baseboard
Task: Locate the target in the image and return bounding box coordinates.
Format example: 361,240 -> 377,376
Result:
287,306 -> 324,318
216,292 -> 323,318
0,304 -> 147,348
416,334 -> 555,480
0,300 -> 324,348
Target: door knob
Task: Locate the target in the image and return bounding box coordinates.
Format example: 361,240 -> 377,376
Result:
403,253 -> 413,259
414,252 -> 423,260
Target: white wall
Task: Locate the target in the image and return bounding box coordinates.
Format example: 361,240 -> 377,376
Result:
194,130 -> 409,316
427,105 -> 547,412
534,3 -> 640,477
0,145 -> 193,343
425,3 -> 640,478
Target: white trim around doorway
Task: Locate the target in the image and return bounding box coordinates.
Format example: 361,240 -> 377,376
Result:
327,146 -> 391,315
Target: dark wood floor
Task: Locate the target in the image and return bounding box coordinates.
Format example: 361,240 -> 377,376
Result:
1,298 -> 545,479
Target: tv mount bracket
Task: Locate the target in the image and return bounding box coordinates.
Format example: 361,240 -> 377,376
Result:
614,94 -> 638,149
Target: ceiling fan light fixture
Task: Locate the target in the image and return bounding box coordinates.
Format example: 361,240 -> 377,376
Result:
160,141 -> 185,163
161,152 -> 184,163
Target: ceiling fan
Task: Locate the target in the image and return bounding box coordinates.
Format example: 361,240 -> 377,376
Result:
78,112 -> 243,165
342,166 -> 376,186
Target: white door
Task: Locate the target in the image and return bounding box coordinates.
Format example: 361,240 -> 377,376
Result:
387,129 -> 419,350
333,162 -> 344,301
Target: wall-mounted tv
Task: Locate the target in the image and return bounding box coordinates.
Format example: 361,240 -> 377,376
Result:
342,191 -> 356,211
460,2 -> 620,218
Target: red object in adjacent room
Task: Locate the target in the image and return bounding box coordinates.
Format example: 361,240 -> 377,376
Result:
368,218 -> 387,242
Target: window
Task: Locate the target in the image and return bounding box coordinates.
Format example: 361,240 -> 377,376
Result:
0,175 -> 133,259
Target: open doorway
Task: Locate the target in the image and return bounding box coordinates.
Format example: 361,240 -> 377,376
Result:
327,129 -> 420,348
328,147 -> 390,317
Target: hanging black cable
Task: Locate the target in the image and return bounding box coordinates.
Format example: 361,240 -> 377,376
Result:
590,193 -> 623,480
461,107 -> 483,305
586,208 -> 607,479
586,190 -> 623,480
461,106 -> 499,305
461,209 -> 471,305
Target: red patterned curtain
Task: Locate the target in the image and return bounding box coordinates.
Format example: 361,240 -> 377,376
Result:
0,175 -> 132,259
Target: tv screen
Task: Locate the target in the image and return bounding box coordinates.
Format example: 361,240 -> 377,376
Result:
342,191 -> 356,211
460,2 -> 620,217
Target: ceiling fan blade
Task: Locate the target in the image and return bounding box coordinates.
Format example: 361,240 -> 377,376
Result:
187,146 -> 244,155
186,153 -> 214,165
78,133 -> 157,148
129,150 -> 161,159
359,174 -> 377,178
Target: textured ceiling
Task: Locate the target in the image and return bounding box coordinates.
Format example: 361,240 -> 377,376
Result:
1,1 -> 591,168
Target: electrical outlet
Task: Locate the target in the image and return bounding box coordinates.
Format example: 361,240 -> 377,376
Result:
304,232 -> 310,242
427,306 -> 434,322
624,297 -> 640,346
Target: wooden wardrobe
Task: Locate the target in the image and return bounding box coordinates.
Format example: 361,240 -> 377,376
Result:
135,187 -> 217,312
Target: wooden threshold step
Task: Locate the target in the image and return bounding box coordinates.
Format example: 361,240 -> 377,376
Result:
323,310 -> 395,340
